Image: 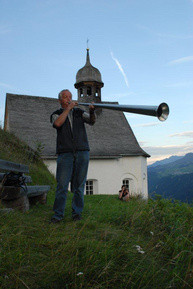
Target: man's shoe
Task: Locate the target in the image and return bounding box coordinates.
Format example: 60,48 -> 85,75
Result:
73,214 -> 81,222
49,217 -> 61,224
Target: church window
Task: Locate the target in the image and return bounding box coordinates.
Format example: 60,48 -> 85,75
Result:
123,179 -> 129,190
86,180 -> 93,195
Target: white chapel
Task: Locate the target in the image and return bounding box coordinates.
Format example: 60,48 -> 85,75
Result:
4,49 -> 150,197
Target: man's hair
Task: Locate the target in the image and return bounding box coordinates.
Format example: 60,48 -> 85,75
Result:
58,89 -> 72,100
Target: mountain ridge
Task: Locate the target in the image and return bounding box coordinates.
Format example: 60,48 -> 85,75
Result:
148,152 -> 193,176
148,152 -> 193,203
148,155 -> 183,168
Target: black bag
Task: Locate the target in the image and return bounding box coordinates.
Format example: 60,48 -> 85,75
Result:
2,171 -> 27,192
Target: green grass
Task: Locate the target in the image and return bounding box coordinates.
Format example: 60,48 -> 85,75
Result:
0,128 -> 193,288
0,196 -> 193,289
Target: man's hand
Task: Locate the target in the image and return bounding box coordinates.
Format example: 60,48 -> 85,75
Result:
54,101 -> 78,128
89,102 -> 95,114
67,101 -> 78,111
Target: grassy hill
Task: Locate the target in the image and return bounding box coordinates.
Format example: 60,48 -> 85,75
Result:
0,129 -> 193,288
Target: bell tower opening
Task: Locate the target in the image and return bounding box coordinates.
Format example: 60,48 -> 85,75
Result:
87,86 -> 92,96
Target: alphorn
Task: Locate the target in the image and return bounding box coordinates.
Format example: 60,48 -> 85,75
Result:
78,102 -> 169,121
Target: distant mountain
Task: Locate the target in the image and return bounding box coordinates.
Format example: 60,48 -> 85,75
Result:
148,153 -> 193,203
148,153 -> 193,176
148,155 -> 183,168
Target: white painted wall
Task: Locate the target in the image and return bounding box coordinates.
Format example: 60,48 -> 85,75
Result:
44,155 -> 148,199
87,156 -> 148,198
44,159 -> 57,177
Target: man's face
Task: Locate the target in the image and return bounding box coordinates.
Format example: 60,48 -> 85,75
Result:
59,91 -> 72,108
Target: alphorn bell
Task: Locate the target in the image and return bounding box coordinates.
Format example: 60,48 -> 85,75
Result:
78,102 -> 169,121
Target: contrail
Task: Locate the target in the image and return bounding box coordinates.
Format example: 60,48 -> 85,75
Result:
110,51 -> 129,88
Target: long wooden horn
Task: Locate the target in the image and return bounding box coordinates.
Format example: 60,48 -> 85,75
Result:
78,102 -> 169,121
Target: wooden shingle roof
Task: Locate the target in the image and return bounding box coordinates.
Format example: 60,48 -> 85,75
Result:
4,93 -> 150,159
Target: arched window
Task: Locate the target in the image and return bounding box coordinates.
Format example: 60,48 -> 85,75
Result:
87,87 -> 91,96
122,179 -> 129,190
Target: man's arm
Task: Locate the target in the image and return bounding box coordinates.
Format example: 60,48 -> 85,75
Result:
53,102 -> 77,128
82,105 -> 96,125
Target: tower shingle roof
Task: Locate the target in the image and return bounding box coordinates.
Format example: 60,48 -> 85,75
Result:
75,49 -> 104,85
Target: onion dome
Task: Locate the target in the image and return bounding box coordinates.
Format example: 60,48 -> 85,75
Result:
75,49 -> 103,85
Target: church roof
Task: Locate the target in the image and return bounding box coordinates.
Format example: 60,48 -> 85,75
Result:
75,49 -> 104,85
4,93 -> 150,159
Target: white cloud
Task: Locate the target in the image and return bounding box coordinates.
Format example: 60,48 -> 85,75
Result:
170,131 -> 193,138
137,24 -> 193,40
110,51 -> 129,88
144,143 -> 193,165
0,82 -> 31,94
0,82 -> 13,89
132,123 -> 159,128
167,56 -> 193,66
145,143 -> 193,153
183,120 -> 193,124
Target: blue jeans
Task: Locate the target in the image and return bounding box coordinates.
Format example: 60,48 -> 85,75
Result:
53,151 -> 89,220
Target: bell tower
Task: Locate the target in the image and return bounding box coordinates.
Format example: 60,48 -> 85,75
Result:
74,48 -> 104,104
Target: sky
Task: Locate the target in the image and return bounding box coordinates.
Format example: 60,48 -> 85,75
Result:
0,0 -> 193,165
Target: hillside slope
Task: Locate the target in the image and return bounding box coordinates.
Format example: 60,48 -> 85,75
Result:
0,128 -> 56,202
1,194 -> 193,289
0,129 -> 193,288
148,153 -> 193,203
